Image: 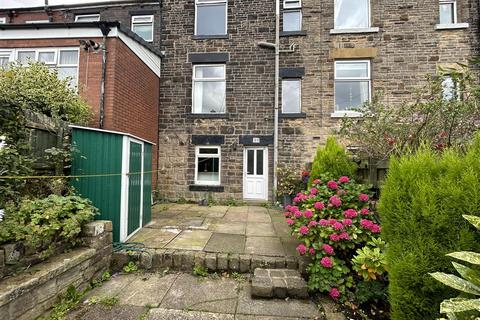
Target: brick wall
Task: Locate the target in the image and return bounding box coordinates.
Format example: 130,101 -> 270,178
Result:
158,0 -> 479,202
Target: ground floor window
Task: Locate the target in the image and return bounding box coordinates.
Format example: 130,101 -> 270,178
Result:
195,146 -> 221,185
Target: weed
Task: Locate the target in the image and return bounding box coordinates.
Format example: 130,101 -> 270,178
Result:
123,261 -> 139,273
176,197 -> 188,204
89,295 -> 119,308
207,193 -> 217,207
230,272 -> 246,283
193,264 -> 208,277
37,285 -> 86,320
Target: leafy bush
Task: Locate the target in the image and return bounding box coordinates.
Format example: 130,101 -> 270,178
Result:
285,174 -> 386,303
430,215 -> 480,319
308,137 -> 357,187
0,194 -> 97,254
339,63 -> 480,160
378,137 -> 480,320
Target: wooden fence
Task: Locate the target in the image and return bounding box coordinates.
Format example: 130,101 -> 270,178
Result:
356,158 -> 390,190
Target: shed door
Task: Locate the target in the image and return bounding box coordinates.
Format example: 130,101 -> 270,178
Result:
127,141 -> 143,235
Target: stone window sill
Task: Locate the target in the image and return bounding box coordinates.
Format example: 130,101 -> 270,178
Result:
331,111 -> 363,118
435,23 -> 469,30
187,113 -> 229,119
279,112 -> 307,119
280,31 -> 307,37
189,185 -> 225,192
192,35 -> 229,40
330,27 -> 380,35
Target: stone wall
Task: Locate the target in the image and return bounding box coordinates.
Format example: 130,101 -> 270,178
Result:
0,220 -> 113,320
157,0 -> 479,201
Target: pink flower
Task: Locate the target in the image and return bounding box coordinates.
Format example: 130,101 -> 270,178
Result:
338,176 -> 350,183
284,212 -> 291,218
322,244 -> 334,255
304,210 -> 313,219
293,197 -> 300,203
342,219 -> 353,226
310,188 -> 318,195
339,232 -> 350,240
314,202 -> 325,210
360,219 -> 374,229
294,210 -> 303,218
327,180 -> 338,190
370,224 -> 381,233
321,256 -> 333,268
309,220 -> 318,227
319,219 -> 329,226
299,226 -> 309,235
333,222 -> 344,230
329,288 -> 341,299
360,208 -> 370,215
329,196 -> 342,207
296,244 -> 307,255
289,206 -> 298,212
309,247 -> 315,255
329,234 -> 340,242
359,193 -> 370,202
328,218 -> 337,225
313,179 -> 321,185
285,205 -> 292,211
286,219 -> 295,226
344,209 -> 358,219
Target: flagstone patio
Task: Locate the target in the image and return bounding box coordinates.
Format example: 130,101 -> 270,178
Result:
128,204 -> 302,264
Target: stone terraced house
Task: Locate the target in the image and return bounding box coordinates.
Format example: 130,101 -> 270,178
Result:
1,0 -> 479,202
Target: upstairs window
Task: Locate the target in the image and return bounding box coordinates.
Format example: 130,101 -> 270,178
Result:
283,0 -> 302,32
0,18 -> 7,24
0,51 -> 12,67
282,79 -> 302,113
131,15 -> 154,42
75,14 -> 100,22
334,0 -> 370,29
439,0 -> 456,24
334,60 -> 371,112
195,0 -> 227,36
192,65 -> 226,114
195,146 -> 221,185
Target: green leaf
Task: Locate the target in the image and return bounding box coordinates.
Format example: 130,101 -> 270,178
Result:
452,262 -> 480,287
430,272 -> 480,295
463,215 -> 480,230
447,251 -> 480,266
440,297 -> 480,314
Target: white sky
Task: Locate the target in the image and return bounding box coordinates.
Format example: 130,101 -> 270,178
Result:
1,0 -> 131,9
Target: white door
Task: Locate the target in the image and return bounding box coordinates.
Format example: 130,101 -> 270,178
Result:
243,147 -> 268,200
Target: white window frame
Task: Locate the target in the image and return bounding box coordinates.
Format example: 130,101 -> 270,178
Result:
282,78 -> 302,114
0,50 -> 13,67
75,14 -> 100,22
334,0 -> 371,30
192,64 -> 226,114
283,10 -> 302,32
283,0 -> 302,9
131,15 -> 154,42
0,18 -> 7,24
439,0 -> 457,24
26,20 -> 49,24
37,49 -> 57,65
333,60 -> 371,116
194,0 -> 228,36
195,146 -> 221,186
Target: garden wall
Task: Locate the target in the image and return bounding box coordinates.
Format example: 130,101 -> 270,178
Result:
0,220 -> 112,320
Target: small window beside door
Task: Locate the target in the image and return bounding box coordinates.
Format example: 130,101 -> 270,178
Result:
131,15 -> 154,42
195,146 -> 221,185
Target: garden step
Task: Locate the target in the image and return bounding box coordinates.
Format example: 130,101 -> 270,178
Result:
251,268 -> 308,299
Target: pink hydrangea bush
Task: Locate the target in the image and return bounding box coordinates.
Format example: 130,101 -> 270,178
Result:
284,174 -> 382,300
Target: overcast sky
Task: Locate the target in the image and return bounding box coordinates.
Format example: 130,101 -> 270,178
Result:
1,0 -> 130,9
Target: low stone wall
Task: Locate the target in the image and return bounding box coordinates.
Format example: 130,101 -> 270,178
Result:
0,220 -> 112,320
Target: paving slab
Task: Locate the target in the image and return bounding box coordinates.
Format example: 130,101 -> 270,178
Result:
236,286 -> 321,319
129,228 -> 180,248
273,222 -> 292,237
281,238 -> 302,257
160,273 -> 239,314
246,223 -> 276,237
83,274 -> 137,298
67,304 -> 147,320
248,207 -> 269,214
235,315 -> 314,320
148,308 -> 235,320
245,237 -> 285,256
209,222 -> 247,235
223,212 -> 249,222
247,212 -> 272,223
204,233 -> 246,254
165,230 -> 213,251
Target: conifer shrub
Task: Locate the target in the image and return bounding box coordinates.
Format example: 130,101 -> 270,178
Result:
378,136 -> 480,320
308,137 -> 357,187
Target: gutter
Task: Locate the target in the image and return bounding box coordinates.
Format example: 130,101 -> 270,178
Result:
273,0 -> 280,203
98,22 -> 111,129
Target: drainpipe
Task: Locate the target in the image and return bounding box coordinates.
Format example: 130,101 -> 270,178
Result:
273,0 -> 280,203
98,22 -> 111,129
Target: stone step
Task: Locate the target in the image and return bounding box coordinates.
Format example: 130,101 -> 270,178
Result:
251,268 -> 308,299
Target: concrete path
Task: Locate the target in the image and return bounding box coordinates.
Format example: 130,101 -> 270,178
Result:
129,204 -> 302,258
67,272 -> 328,320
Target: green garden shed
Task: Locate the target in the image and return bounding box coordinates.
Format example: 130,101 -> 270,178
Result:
70,126 -> 153,242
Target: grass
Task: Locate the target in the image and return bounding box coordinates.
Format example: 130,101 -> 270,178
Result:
193,264 -> 209,278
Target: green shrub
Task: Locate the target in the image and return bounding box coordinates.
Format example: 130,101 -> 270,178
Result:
378,136 -> 480,320
308,137 -> 357,187
0,194 -> 97,254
